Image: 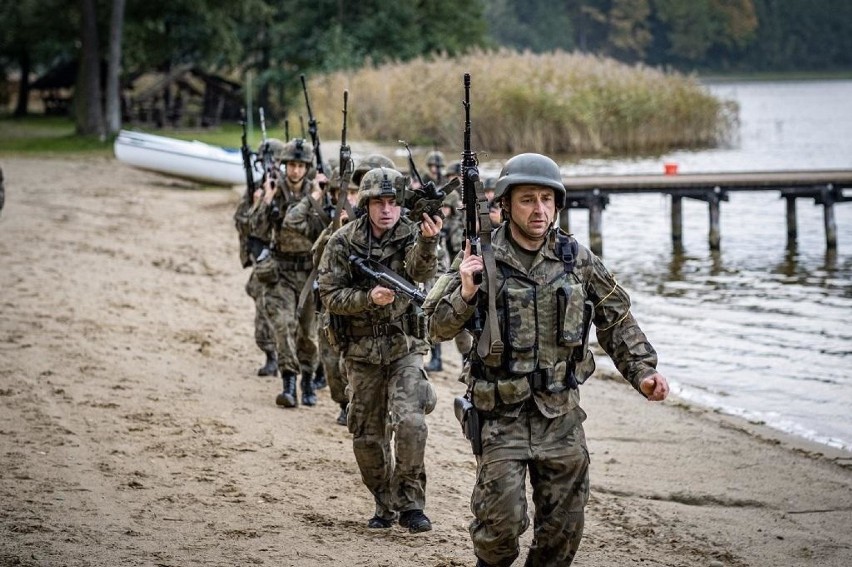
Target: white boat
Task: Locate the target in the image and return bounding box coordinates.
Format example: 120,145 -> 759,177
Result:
114,129 -> 261,186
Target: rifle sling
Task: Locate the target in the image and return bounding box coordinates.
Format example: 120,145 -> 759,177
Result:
475,194 -> 504,358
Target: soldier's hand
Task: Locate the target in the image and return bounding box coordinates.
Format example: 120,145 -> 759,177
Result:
369,285 -> 396,306
311,184 -> 324,202
459,240 -> 483,302
253,188 -> 263,204
420,212 -> 443,238
640,372 -> 669,401
262,177 -> 276,204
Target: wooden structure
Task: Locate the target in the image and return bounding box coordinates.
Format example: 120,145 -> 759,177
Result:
123,66 -> 243,128
559,170 -> 852,255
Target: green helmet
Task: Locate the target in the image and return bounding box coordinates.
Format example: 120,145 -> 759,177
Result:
494,153 -> 566,209
357,167 -> 405,208
445,160 -> 462,177
442,189 -> 461,211
281,138 -> 314,164
258,138 -> 287,162
483,176 -> 497,191
353,154 -> 396,187
426,150 -> 445,168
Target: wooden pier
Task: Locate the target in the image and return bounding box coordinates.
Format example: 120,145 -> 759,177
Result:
558,170 -> 852,255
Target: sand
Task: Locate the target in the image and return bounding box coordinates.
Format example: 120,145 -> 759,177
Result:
1,155 -> 850,567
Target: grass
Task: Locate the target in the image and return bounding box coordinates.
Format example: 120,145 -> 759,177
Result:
303,49 -> 737,157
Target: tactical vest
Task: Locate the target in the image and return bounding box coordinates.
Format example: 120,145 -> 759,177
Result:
469,234 -> 593,412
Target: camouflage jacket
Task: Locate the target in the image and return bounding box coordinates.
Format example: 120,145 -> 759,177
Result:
317,216 -> 439,364
423,225 -> 658,418
441,212 -> 465,260
249,178 -> 315,255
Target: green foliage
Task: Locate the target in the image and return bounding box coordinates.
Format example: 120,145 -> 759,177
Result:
304,49 -> 735,157
0,115 -> 112,155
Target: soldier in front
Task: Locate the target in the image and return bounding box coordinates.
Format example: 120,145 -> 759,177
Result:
423,153 -> 669,566
317,167 -> 443,533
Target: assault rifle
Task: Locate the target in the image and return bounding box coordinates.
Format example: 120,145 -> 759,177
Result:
398,141 -> 456,222
349,255 -> 427,306
257,107 -> 276,183
239,109 -> 256,203
300,74 -> 326,180
460,72 -> 503,359
284,118 -> 289,141
336,90 -> 355,227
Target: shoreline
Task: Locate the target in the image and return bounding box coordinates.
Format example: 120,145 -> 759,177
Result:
1,156 -> 850,566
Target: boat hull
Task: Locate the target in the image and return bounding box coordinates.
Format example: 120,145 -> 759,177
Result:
114,130 -> 260,187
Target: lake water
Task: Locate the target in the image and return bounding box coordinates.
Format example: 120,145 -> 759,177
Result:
554,80 -> 852,451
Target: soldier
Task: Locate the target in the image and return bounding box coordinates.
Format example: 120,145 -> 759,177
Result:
312,154 -> 397,426
317,167 -> 442,533
424,153 -> 669,566
233,139 -> 282,377
423,150 -> 445,186
251,137 -> 323,408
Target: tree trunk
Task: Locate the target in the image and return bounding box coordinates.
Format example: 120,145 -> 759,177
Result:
105,0 -> 127,135
76,0 -> 105,138
13,51 -> 31,117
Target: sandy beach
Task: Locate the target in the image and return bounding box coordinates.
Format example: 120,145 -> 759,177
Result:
1,155 -> 850,567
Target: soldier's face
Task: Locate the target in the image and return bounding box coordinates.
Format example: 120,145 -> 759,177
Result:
507,185 -> 555,243
368,196 -> 401,233
286,162 -> 308,184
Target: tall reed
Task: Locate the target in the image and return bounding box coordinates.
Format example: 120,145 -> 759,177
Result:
300,49 -> 736,157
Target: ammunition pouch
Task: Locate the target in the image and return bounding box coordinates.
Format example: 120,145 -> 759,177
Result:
469,361 -> 578,411
325,313 -> 348,350
254,250 -> 278,284
453,396 -> 482,456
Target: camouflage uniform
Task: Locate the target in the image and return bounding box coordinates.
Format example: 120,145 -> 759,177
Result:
251,139 -> 325,406
424,154 -> 660,566
317,169 -> 440,526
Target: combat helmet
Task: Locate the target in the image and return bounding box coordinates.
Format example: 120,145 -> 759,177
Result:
445,160 -> 462,178
280,138 -> 315,164
357,167 -> 406,208
258,138 -> 287,162
426,150 -> 445,168
353,154 -> 396,187
494,153 -> 566,209
441,189 -> 461,214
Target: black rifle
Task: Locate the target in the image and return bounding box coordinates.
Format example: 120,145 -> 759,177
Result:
349,255 -> 427,306
239,108 -> 256,203
336,90 -> 355,226
460,73 -> 503,358
284,118 -> 289,141
300,74 -> 325,179
398,140 -> 454,221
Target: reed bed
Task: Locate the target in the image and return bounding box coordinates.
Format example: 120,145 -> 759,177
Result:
301,49 -> 736,157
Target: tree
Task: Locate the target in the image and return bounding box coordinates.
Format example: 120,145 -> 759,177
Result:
76,0 -> 104,136
105,0 -> 126,135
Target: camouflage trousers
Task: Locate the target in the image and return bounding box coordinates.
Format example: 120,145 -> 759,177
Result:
263,267 -> 318,377
318,318 -> 347,405
471,406 -> 589,567
246,270 -> 275,354
344,352 -> 436,521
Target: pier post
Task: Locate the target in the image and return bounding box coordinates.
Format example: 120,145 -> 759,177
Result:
785,195 -> 798,249
824,201 -> 837,250
671,195 -> 683,251
708,188 -> 722,251
589,191 -> 604,256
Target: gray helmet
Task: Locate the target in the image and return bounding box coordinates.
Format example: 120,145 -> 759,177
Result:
494,153 -> 566,209
442,190 -> 461,211
258,138 -> 287,162
353,154 -> 396,187
281,138 -> 314,164
483,176 -> 497,191
357,167 -> 405,208
426,150 -> 445,168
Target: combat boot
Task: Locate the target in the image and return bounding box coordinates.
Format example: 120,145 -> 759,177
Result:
301,371 -> 317,406
424,344 -> 442,372
336,402 -> 348,426
275,372 -> 298,408
313,364 -> 327,390
257,350 -> 278,377
399,509 -> 432,533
